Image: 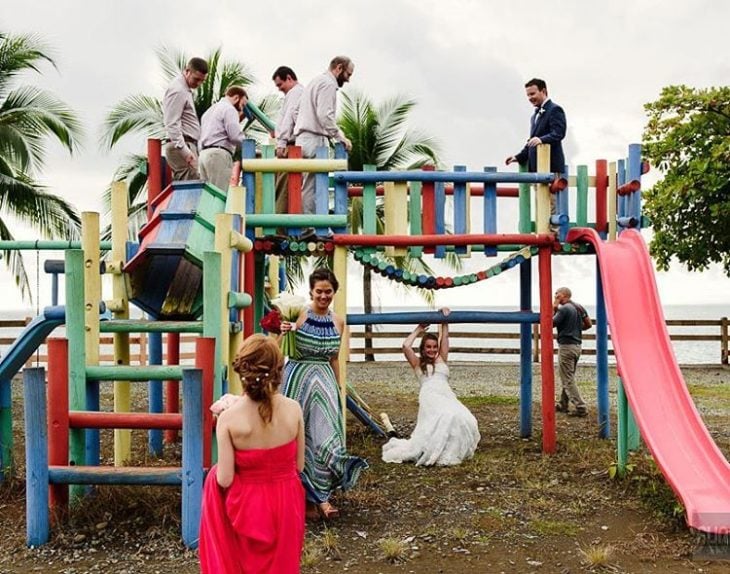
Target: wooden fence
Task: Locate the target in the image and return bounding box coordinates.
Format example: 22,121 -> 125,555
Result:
1,317 -> 728,367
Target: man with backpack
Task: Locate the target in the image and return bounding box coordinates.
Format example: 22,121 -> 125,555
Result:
552,287 -> 591,417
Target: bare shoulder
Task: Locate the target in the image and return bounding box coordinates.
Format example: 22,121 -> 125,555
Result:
276,394 -> 302,413
331,311 -> 345,331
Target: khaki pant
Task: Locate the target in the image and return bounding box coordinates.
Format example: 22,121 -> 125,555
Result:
558,344 -> 586,409
295,133 -> 329,214
164,143 -> 200,181
199,148 -> 233,193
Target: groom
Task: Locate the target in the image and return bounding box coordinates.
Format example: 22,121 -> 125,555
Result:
505,77 -> 566,174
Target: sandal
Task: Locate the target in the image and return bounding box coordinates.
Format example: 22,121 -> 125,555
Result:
318,501 -> 340,520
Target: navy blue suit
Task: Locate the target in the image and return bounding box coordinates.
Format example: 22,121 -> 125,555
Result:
515,99 -> 566,173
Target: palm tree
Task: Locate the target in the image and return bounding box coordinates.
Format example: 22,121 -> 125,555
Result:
100,46 -> 278,231
0,32 -> 83,300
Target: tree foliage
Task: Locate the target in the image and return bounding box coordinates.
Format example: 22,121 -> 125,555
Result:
642,85 -> 730,275
0,31 -> 83,299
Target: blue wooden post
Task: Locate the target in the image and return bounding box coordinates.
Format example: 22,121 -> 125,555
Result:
314,146 -> 330,234
0,378 -> 11,481
23,367 -> 50,546
519,260 -> 533,438
85,380 -> 100,466
596,266 -> 610,438
627,144 -> 642,229
181,368 -> 204,549
483,166 -> 497,257
333,144 -> 348,233
148,330 -> 163,456
453,165 -> 467,255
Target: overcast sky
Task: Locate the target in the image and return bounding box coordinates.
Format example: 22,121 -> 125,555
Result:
3,0 -> 729,312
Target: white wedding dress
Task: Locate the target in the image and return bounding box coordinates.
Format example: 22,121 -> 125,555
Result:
382,361 -> 480,466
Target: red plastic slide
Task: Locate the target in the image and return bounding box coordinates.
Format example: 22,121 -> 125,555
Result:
567,228 -> 730,534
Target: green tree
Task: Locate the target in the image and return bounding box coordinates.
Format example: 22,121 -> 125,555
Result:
339,91 -> 459,360
0,32 -> 82,299
100,46 -> 277,231
642,85 -> 730,275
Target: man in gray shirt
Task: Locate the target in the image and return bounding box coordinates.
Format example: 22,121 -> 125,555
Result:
553,286 -> 588,417
198,86 -> 248,192
294,56 -> 353,216
163,57 -> 208,181
272,66 -> 304,216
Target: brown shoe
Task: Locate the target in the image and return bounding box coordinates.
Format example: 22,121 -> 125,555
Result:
569,408 -> 588,418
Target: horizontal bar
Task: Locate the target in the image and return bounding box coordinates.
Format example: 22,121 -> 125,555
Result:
99,320 -> 203,333
86,365 -> 184,381
48,466 -> 181,486
241,159 -> 347,173
0,241 -> 112,251
334,233 -> 554,247
346,311 -> 541,325
246,214 -> 347,227
69,411 -> 183,430
228,292 -> 252,309
347,185 -> 520,198
334,171 -> 556,185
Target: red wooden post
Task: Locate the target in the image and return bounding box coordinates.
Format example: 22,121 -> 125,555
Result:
195,337 -> 216,468
595,159 -> 608,234
164,333 -> 180,444
538,247 -> 556,454
421,166 -> 436,253
147,138 -> 163,220
287,145 -> 303,214
47,337 -> 69,522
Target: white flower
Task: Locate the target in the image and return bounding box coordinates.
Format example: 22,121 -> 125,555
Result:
270,292 -> 306,322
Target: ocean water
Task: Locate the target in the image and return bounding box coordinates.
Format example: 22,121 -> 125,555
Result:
1,305 -> 728,365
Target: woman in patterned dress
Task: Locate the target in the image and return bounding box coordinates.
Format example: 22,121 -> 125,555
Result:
280,268 -> 368,519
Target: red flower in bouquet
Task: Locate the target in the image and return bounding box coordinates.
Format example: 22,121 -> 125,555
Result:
260,309 -> 282,334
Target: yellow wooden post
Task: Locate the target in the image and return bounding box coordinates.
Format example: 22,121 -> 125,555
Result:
215,213 -> 236,394
226,185 -> 246,391
333,245 -> 348,437
81,213 -> 101,369
535,145 -> 551,234
608,162 -> 618,241
110,183 -> 131,465
384,181 -> 408,257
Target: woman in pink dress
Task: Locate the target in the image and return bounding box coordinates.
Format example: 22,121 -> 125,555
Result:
199,334 -> 306,573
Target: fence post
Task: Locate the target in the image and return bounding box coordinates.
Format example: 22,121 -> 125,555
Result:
532,324 -> 540,363
721,317 -> 728,365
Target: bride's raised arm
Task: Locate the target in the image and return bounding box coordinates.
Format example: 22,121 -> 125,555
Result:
403,323 -> 427,369
438,307 -> 451,362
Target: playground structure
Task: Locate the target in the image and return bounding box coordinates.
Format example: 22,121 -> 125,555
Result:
0,128 -> 729,549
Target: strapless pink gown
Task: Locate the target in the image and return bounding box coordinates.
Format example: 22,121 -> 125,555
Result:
199,439 -> 305,573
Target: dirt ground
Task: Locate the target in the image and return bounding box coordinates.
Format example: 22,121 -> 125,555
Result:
1,362 -> 729,573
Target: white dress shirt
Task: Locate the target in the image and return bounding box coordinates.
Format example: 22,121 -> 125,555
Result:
163,74 -> 200,156
199,98 -> 242,154
293,70 -> 346,144
276,83 -> 304,150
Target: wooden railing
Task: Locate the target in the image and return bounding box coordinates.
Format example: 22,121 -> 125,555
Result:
1,317 -> 728,367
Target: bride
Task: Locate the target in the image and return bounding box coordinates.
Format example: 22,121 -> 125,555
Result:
382,308 -> 481,466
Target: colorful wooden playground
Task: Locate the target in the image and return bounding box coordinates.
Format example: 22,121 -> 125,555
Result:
0,126 -> 728,551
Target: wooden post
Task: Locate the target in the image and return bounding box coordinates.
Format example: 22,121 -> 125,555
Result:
608,162 -> 618,241
47,338 -> 69,521
181,368 -> 203,550
111,182 -> 132,464
721,317 -> 728,365
333,245 -> 349,437
535,145 -> 551,234
82,212 -> 101,468
538,246 -> 556,454
24,367 -> 50,546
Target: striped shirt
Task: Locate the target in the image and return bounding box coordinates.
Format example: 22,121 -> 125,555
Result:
293,70 -> 346,143
276,83 -> 304,149
162,74 -> 200,156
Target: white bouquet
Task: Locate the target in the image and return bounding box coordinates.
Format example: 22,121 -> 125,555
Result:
270,292 -> 306,358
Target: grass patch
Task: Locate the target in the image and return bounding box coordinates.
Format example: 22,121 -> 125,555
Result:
379,537 -> 409,563
461,395 -> 519,407
580,544 -> 614,568
687,383 -> 730,401
530,518 -> 580,536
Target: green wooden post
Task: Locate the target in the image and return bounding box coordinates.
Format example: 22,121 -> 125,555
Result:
202,251 -> 223,402
65,249 -> 87,501
627,402 -> 641,451
261,145 -> 276,236
576,165 -> 589,227
409,181 -> 423,258
617,378 -> 628,475
362,164 -> 377,237
518,163 -> 531,234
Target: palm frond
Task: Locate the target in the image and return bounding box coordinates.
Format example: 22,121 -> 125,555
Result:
99,95 -> 163,150
0,217 -> 31,301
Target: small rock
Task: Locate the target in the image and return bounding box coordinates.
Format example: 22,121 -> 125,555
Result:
73,534 -> 86,543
